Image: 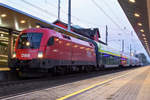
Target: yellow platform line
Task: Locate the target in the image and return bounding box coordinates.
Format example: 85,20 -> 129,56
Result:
56,71 -> 131,100
0,67 -> 10,71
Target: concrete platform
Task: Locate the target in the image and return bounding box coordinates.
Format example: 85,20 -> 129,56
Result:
2,66 -> 150,100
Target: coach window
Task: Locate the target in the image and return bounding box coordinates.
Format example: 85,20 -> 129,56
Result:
114,56 -> 117,64
114,56 -> 118,64
109,56 -> 112,65
117,57 -> 120,64
102,54 -> 107,64
47,37 -> 54,46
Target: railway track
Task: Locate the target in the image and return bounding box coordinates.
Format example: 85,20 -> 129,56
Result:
0,67 -> 138,99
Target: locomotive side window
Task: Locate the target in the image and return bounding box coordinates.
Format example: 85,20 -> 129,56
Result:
62,34 -> 71,40
47,37 -> 54,46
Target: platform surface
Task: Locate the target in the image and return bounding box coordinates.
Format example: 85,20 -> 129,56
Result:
3,66 -> 150,100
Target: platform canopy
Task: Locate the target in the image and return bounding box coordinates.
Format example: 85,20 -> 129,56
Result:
0,3 -> 52,33
118,0 -> 150,56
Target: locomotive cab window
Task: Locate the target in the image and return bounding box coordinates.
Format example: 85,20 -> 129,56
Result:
18,33 -> 43,49
47,37 -> 54,46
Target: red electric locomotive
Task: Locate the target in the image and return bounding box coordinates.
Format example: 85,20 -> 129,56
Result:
11,28 -> 96,76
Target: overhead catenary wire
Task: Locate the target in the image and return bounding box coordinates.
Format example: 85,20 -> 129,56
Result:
91,0 -> 142,53
103,0 -> 143,50
45,1 -> 107,28
46,0 -> 132,33
22,0 -> 57,18
91,0 -> 129,34
22,0 -> 131,34
22,0 -> 68,22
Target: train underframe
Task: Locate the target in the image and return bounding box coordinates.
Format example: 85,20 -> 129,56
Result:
10,58 -> 99,77
10,58 -> 138,77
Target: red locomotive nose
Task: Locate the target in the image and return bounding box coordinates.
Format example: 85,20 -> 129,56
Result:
15,32 -> 44,60
16,49 -> 39,60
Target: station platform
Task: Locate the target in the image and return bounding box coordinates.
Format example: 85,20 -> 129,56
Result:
2,66 -> 150,100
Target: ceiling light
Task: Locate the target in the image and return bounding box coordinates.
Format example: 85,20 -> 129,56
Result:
137,23 -> 142,26
129,0 -> 136,3
1,14 -> 7,18
0,34 -> 4,37
142,34 -> 145,37
1,42 -> 8,44
20,20 -> 26,24
144,40 -> 148,42
134,13 -> 140,17
140,29 -> 144,32
143,38 -> 146,40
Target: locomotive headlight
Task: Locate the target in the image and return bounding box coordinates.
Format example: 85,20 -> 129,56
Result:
26,42 -> 30,46
12,52 -> 16,58
38,51 -> 43,58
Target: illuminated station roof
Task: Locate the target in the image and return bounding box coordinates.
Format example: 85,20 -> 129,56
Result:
0,3 -> 52,32
118,0 -> 150,56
